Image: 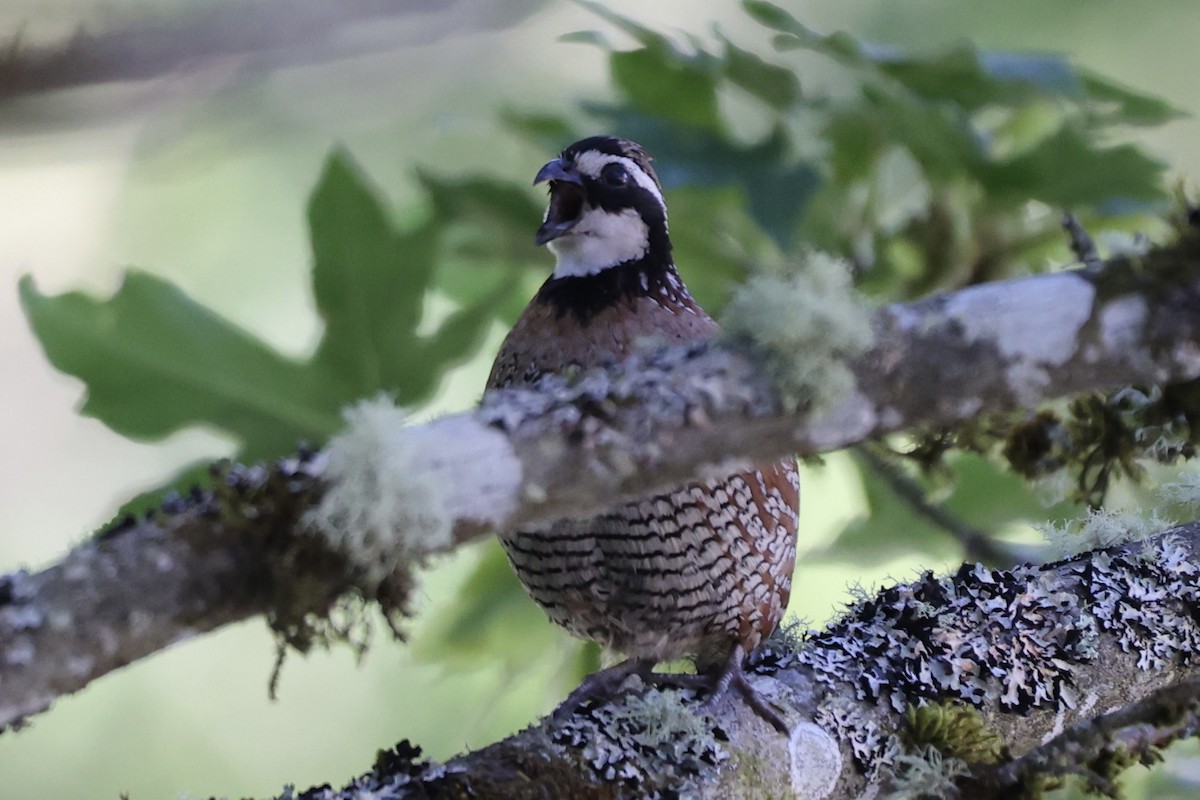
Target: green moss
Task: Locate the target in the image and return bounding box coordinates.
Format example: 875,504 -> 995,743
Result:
903,701 -> 1004,765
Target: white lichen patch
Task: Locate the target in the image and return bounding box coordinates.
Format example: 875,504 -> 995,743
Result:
804,391 -> 879,451
945,273 -> 1095,404
1037,506 -> 1175,558
1160,471 -> 1200,511
788,722 -> 843,799
306,397 -> 451,589
946,273 -> 1094,365
721,250 -> 875,412
1068,536 -> 1200,671
1098,295 -> 1148,354
607,687 -> 714,749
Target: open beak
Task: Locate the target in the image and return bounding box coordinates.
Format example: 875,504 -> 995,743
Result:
533,158 -> 586,246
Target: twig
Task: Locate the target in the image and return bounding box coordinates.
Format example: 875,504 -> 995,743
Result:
980,675 -> 1200,796
855,445 -> 1036,566
1062,212 -> 1103,271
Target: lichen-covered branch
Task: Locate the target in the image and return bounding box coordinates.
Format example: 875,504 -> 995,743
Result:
2,233 -> 1200,734
279,521 -> 1200,799
0,458 -> 334,727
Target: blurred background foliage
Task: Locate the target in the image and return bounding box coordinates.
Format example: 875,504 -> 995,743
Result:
2,1 -> 1200,797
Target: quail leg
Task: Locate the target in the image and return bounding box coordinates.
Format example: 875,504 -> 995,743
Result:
699,645 -> 790,735
552,658 -> 655,723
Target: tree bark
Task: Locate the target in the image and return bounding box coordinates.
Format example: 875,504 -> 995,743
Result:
271,522 -> 1200,799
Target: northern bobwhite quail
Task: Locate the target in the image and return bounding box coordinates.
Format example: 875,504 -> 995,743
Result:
487,136 -> 800,733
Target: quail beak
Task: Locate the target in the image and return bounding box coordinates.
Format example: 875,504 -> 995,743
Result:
533,158 -> 586,246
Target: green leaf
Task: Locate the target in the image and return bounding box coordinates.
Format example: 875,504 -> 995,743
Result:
980,125 -> 1169,209
876,47 -> 1083,110
1080,71 -> 1188,127
501,109 -> 581,152
666,186 -> 762,314
417,541 -> 566,668
589,109 -> 821,248
719,32 -> 803,110
410,283 -> 517,394
607,48 -> 723,133
814,453 -> 961,566
308,149 -> 431,397
308,151 -> 525,404
817,453 -> 1067,567
417,169 -> 550,327
573,2 -> 724,133
574,0 -> 678,51
745,1 -> 871,68
838,87 -> 984,182
418,171 -> 545,267
939,455 -> 1073,530
22,146 -> 524,468
19,272 -> 340,459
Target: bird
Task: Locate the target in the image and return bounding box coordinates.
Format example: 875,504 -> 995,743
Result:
486,136 -> 800,733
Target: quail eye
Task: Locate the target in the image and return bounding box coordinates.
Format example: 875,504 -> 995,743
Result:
601,163 -> 630,188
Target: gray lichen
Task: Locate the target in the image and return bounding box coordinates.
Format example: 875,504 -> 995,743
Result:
550,683 -> 729,799
721,250 -> 875,413
748,535 -> 1200,780
1037,506 -> 1175,558
1075,535 -> 1200,671
881,745 -> 971,800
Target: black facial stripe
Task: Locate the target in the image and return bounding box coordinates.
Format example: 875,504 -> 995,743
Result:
578,178 -> 670,266
583,178 -> 664,219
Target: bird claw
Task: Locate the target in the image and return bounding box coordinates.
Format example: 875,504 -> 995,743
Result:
553,649 -> 790,736
699,646 -> 791,735
551,658 -> 654,723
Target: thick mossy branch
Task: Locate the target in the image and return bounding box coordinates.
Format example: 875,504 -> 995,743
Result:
262,522 -> 1200,800
903,220 -> 1200,506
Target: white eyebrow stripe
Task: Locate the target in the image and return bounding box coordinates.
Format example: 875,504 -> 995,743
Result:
571,151 -> 666,215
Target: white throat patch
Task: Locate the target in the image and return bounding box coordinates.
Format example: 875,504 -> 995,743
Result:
550,206 -> 650,278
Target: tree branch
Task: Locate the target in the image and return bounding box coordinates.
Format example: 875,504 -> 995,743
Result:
259,522 -> 1200,799
854,445 -> 1031,566
2,231 -> 1200,746
0,0 -> 520,102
